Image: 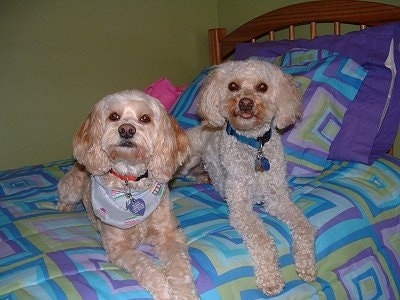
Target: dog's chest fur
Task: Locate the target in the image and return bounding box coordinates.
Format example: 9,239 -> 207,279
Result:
202,129 -> 285,202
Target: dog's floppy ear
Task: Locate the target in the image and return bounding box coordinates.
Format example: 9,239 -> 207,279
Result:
149,113 -> 190,182
73,101 -> 111,175
273,71 -> 302,129
197,67 -> 226,127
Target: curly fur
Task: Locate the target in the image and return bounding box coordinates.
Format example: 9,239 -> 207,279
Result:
181,60 -> 317,295
57,90 -> 198,300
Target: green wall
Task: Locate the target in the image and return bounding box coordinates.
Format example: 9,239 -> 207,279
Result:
217,0 -> 400,32
1,0 -> 399,170
0,0 -> 216,170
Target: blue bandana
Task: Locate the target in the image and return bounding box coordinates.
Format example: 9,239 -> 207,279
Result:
91,176 -> 165,229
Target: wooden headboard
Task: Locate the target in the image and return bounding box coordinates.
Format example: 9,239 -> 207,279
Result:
209,0 -> 400,65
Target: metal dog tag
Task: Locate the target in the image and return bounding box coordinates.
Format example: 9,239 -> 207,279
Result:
255,151 -> 270,172
124,181 -> 136,210
255,157 -> 263,172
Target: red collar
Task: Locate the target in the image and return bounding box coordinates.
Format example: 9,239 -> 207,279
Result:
109,169 -> 148,182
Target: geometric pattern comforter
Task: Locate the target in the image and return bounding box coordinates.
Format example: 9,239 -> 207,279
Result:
1,156 -> 399,299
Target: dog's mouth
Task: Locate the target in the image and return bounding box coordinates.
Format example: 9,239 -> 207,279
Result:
238,111 -> 254,119
235,107 -> 256,119
118,140 -> 135,148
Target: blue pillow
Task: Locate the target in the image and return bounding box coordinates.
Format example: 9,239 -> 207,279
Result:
270,49 -> 367,176
170,68 -> 212,129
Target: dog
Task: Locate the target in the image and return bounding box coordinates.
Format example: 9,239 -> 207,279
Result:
57,90 -> 198,300
181,60 -> 317,295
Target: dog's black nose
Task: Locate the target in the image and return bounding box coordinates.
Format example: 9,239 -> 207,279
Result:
118,124 -> 136,139
239,98 -> 254,112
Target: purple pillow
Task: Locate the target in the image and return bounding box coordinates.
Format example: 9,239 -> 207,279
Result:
236,22 -> 400,164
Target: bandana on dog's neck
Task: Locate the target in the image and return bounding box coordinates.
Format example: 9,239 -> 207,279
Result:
91,175 -> 165,229
225,122 -> 272,171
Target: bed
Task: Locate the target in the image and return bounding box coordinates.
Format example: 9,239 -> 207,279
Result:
1,1 -> 399,299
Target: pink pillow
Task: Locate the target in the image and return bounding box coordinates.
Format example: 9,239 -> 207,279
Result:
144,78 -> 185,111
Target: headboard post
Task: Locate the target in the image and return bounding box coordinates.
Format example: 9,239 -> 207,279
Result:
208,28 -> 227,65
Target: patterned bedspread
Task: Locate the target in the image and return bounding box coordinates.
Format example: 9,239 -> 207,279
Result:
0,156 -> 399,299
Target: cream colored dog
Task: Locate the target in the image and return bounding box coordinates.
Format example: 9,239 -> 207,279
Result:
181,60 -> 317,295
57,90 -> 198,300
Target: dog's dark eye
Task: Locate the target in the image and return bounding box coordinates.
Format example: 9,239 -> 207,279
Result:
257,82 -> 268,92
228,82 -> 239,91
140,114 -> 151,123
257,83 -> 268,92
109,112 -> 120,121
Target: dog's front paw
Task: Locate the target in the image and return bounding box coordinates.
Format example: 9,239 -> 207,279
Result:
256,269 -> 285,296
57,202 -> 75,212
295,257 -> 317,282
256,268 -> 285,296
294,237 -> 317,282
